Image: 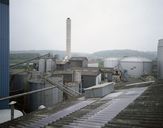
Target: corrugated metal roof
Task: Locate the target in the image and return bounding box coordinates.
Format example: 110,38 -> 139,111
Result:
104,83 -> 163,128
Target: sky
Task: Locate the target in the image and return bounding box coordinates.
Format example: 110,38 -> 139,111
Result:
10,0 -> 163,53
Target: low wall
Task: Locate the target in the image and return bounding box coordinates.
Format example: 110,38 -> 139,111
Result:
84,82 -> 115,98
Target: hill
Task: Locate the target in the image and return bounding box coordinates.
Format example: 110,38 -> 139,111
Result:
10,49 -> 157,64
91,49 -> 157,60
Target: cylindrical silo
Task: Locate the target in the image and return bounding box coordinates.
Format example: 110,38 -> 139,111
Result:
104,58 -> 119,68
28,80 -> 45,112
158,39 -> 163,80
120,57 -> 152,78
142,58 -> 152,75
46,59 -> 55,72
10,72 -> 28,93
27,77 -> 63,112
39,59 -> 46,73
120,57 -> 143,77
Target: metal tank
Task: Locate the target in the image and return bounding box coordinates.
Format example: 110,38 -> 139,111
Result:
44,77 -> 63,106
39,59 -> 46,73
120,57 -> 143,77
120,57 -> 152,77
104,58 -> 119,68
10,72 -> 28,94
158,39 -> 163,80
28,80 -> 45,112
27,77 -> 63,112
142,58 -> 152,75
46,59 -> 55,72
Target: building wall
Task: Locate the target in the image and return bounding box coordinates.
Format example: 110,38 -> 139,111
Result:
88,63 -> 98,67
82,60 -> 88,67
69,60 -> 82,68
82,75 -> 96,88
0,1 -> 9,109
56,63 -> 69,71
63,74 -> 73,83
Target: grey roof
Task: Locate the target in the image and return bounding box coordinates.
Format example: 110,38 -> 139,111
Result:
103,83 -> 163,128
81,71 -> 100,76
1,82 -> 162,128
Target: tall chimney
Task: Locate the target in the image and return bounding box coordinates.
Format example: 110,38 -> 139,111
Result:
66,18 -> 71,59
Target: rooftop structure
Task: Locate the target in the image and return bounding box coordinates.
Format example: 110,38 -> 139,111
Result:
1,81 -> 158,128
69,57 -> 88,68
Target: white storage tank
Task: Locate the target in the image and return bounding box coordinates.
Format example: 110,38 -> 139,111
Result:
104,58 -> 119,68
120,57 -> 152,77
158,39 -> 163,80
39,59 -> 46,73
46,59 -> 55,72
142,58 -> 152,75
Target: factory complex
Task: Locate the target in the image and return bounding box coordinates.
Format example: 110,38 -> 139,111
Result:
1,1 -> 163,128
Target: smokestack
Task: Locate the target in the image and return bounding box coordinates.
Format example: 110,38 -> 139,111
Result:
66,18 -> 71,59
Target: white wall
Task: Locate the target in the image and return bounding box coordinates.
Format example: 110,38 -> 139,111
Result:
120,62 -> 143,77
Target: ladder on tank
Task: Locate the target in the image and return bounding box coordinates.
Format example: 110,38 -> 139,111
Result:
43,77 -> 81,97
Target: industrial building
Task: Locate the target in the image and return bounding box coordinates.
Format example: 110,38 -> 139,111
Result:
0,0 -> 9,109
82,70 -> 101,88
157,39 -> 163,81
1,1 -> 163,127
69,57 -> 88,68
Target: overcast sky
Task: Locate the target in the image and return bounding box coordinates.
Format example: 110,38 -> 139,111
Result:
10,0 -> 163,53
